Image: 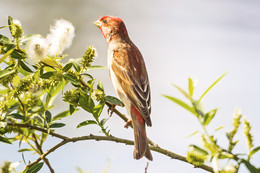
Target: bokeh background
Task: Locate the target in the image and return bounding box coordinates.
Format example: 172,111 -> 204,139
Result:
1,0 -> 260,172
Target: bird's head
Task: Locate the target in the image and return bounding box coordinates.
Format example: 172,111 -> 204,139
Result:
94,16 -> 129,42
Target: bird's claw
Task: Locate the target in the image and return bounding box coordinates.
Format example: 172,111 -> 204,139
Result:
107,104 -> 116,117
124,119 -> 132,128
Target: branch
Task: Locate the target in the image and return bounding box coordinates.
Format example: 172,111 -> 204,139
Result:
9,122 -> 214,172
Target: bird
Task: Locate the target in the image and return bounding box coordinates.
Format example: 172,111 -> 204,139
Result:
94,16 -> 153,161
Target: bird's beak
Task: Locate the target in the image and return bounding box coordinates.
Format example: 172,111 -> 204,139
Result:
94,20 -> 101,28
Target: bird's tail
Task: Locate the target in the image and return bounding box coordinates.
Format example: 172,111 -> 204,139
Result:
131,105 -> 153,161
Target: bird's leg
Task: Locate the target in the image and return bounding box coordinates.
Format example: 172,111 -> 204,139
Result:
107,104 -> 116,117
124,119 -> 132,128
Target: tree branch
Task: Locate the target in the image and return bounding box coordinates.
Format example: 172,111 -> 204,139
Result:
8,122 -> 214,172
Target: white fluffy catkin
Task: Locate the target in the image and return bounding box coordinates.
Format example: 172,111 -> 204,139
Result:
46,19 -> 75,56
26,36 -> 48,64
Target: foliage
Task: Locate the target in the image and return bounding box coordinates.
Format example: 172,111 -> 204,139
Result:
0,16 -> 123,172
164,74 -> 260,173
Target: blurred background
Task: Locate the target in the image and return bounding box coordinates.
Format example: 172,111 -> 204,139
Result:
1,0 -> 260,172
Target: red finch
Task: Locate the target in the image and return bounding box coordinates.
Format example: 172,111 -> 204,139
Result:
94,16 -> 153,161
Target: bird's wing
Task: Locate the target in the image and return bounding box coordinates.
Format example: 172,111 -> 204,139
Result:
111,44 -> 152,126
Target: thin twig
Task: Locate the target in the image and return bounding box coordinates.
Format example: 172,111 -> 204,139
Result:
32,133 -> 55,173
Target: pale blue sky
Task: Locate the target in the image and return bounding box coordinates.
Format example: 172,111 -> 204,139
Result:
1,0 -> 260,172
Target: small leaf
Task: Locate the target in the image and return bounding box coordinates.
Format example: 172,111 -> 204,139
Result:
62,63 -> 73,72
73,62 -> 81,72
203,109 -> 217,126
163,95 -> 196,116
0,26 -> 8,29
215,126 -> 224,132
0,68 -> 16,79
242,159 -> 259,173
173,84 -> 191,100
18,148 -> 33,152
0,136 -> 12,144
77,120 -> 97,128
52,109 -> 77,121
40,71 -> 54,79
185,131 -> 199,138
0,48 -> 14,63
80,73 -> 93,80
93,102 -> 105,120
7,113 -> 24,120
64,73 -> 80,85
8,16 -> 13,33
26,162 -> 44,173
69,104 -> 75,115
46,79 -> 66,107
249,146 -> 260,157
10,50 -> 25,59
198,72 -> 228,103
49,123 -> 65,128
97,80 -> 104,91
87,65 -> 107,71
78,91 -> 95,113
45,111 -> 52,123
19,60 -> 33,73
189,145 -> 208,156
0,34 -> 13,44
105,96 -> 124,107
188,78 -> 194,97
100,118 -> 109,126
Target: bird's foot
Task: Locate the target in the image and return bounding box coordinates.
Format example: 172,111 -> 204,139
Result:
124,119 -> 132,128
107,104 -> 116,117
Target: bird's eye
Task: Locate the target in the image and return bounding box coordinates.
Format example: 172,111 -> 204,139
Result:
103,19 -> 107,24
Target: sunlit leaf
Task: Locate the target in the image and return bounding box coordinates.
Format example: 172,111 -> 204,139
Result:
188,78 -> 194,97
62,63 -> 73,72
163,95 -> 196,116
100,118 -> 109,126
40,71 -> 54,79
173,84 -> 191,100
185,131 -> 199,138
52,109 -> 77,121
46,79 -> 66,107
0,34 -> 13,44
0,48 -> 14,63
77,120 -> 97,128
64,73 -> 81,85
73,62 -> 81,72
97,80 -> 104,91
93,102 -> 105,120
87,65 -> 107,71
0,68 -> 16,79
249,146 -> 260,157
18,148 -> 33,152
198,72 -> 228,103
7,113 -> 24,120
202,109 -> 217,126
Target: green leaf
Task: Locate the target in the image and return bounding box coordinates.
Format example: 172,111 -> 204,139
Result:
87,65 -> 107,71
163,95 -> 196,115
80,73 -> 93,80
105,96 -> 124,107
242,159 -> 259,173
73,62 -> 81,72
18,148 -> 34,152
52,109 -> 77,121
40,71 -> 54,79
7,113 -> 24,120
8,16 -> 13,33
45,111 -> 52,123
97,80 -> 104,91
188,78 -> 194,97
249,146 -> 260,157
0,136 -> 12,144
0,68 -> 16,79
93,102 -> 105,120
77,120 -> 97,128
185,131 -> 199,138
198,72 -> 228,103
69,104 -> 75,115
10,50 -> 25,59
46,79 -> 66,107
100,118 -> 109,126
49,123 -> 65,128
26,162 -> 44,173
189,145 -> 208,156
0,48 -> 14,63
64,73 -> 80,85
19,60 -> 33,73
20,34 -> 41,42
202,109 -> 217,126
62,63 -> 73,72
78,90 -> 95,113
0,34 -> 13,44
173,84 -> 191,100
0,26 -> 8,29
